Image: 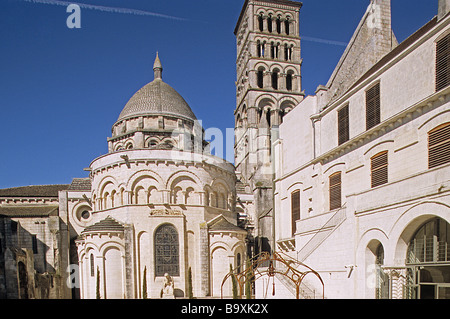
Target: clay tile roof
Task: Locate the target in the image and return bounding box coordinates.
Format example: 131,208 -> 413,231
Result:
68,178 -> 92,191
82,216 -> 124,234
0,206 -> 59,218
0,184 -> 69,198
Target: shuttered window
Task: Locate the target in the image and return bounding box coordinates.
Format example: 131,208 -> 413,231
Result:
371,151 -> 388,188
436,33 -> 450,92
338,104 -> 350,145
291,190 -> 300,236
428,122 -> 450,168
329,172 -> 341,211
366,83 -> 381,130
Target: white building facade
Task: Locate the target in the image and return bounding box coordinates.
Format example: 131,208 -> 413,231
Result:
272,0 -> 450,299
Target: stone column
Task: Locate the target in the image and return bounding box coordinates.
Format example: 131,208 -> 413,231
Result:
124,225 -> 135,299
199,223 -> 210,296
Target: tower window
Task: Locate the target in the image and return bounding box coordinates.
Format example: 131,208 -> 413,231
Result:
266,108 -> 271,128
285,18 -> 290,35
271,71 -> 278,90
267,15 -> 272,33
284,44 -> 292,61
286,73 -> 293,91
257,70 -> 264,88
329,172 -> 342,211
436,33 -> 450,92
366,83 -> 381,130
428,122 -> 450,168
276,16 -> 281,34
338,104 -> 350,145
270,42 -> 275,59
258,14 -> 264,32
291,190 -> 300,236
257,41 -> 261,58
371,151 -> 388,188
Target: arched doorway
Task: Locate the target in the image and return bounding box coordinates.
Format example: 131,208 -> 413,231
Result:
405,218 -> 450,299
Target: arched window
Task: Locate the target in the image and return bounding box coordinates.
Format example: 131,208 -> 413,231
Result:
375,244 -> 389,299
257,69 -> 264,88
286,72 -> 293,91
406,218 -> 450,299
407,218 -> 450,264
291,190 -> 300,236
276,16 -> 281,34
428,122 -> 450,169
266,108 -> 272,128
258,14 -> 264,32
271,70 -> 278,90
236,253 -> 242,274
285,18 -> 290,35
257,41 -> 261,58
267,14 -> 272,33
154,224 -> 179,277
90,253 -> 95,277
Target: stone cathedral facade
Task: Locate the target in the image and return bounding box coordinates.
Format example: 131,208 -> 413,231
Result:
1,0 -> 450,299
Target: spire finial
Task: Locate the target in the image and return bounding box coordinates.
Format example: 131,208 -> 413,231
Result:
153,52 -> 163,80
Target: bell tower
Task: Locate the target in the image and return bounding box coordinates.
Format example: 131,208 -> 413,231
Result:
234,0 -> 304,254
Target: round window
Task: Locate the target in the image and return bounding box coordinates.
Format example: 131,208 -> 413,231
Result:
81,210 -> 91,220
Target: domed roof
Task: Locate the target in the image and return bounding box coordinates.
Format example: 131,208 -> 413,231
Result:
117,53 -> 197,122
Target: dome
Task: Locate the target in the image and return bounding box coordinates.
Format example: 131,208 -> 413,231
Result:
116,53 -> 197,123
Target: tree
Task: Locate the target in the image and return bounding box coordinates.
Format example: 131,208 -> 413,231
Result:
245,257 -> 253,299
230,264 -> 239,299
187,267 -> 194,299
96,267 -> 101,299
142,266 -> 148,299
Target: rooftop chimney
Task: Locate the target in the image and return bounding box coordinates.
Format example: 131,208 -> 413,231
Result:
438,0 -> 450,21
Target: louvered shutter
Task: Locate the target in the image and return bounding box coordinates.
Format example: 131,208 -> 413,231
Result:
291,190 -> 300,236
338,105 -> 350,145
428,122 -> 450,168
329,172 -> 342,211
371,151 -> 388,188
366,83 -> 381,130
436,33 -> 450,92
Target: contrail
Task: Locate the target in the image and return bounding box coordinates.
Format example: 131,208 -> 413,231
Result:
302,36 -> 348,47
18,0 -> 189,21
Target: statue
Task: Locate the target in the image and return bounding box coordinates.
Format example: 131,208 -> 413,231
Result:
160,273 -> 175,298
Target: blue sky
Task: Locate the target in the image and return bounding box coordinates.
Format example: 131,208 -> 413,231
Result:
0,0 -> 438,188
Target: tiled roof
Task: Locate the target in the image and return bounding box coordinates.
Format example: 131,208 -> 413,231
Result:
68,178 -> 92,191
0,206 -> 59,217
82,216 -> 124,233
0,184 -> 69,198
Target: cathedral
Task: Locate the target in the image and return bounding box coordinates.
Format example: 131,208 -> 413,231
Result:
1,0 -> 450,299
